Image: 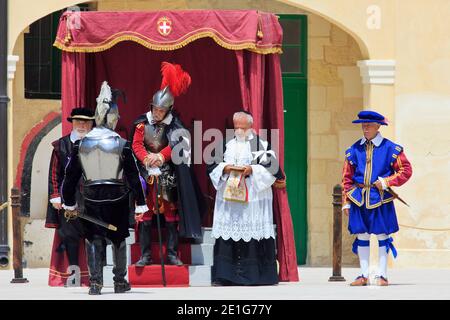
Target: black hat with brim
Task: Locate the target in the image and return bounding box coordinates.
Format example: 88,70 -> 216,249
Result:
67,107 -> 95,122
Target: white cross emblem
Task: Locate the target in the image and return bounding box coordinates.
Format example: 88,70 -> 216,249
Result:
157,17 -> 172,36
252,140 -> 276,164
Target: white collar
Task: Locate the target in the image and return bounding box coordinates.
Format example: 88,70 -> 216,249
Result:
360,132 -> 383,147
146,111 -> 173,125
85,127 -> 120,139
70,130 -> 82,143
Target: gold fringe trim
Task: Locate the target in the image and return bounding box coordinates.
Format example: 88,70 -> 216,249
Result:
54,32 -> 282,55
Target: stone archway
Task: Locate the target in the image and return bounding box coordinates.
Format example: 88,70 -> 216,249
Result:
306,14 -> 364,267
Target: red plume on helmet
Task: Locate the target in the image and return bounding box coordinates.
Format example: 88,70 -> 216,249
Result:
160,62 -> 192,97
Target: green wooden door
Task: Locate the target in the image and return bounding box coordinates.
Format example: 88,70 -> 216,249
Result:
279,15 -> 308,265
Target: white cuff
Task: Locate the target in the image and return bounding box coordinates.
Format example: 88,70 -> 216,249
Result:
342,204 -> 351,211
135,205 -> 149,214
250,164 -> 276,192
50,197 -> 61,204
209,162 -> 227,190
378,176 -> 388,190
62,203 -> 77,211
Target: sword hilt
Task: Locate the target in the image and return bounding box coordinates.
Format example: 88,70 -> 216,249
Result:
64,209 -> 79,221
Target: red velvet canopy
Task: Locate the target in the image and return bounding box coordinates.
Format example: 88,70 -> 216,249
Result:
54,10 -> 299,282
54,10 -> 282,54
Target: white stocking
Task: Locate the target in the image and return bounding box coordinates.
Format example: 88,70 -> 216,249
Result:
377,234 -> 389,278
357,233 -> 370,278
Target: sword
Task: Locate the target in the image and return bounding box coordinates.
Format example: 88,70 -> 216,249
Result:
64,209 -> 117,231
387,187 -> 410,207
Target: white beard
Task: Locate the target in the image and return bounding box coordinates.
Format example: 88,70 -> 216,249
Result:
75,129 -> 88,139
235,129 -> 252,142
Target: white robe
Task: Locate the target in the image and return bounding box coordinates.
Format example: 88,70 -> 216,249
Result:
209,137 -> 276,242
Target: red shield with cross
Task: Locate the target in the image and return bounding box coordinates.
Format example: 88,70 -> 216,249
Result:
157,17 -> 172,36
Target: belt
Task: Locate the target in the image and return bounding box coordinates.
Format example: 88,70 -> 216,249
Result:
356,183 -> 374,188
84,179 -> 125,187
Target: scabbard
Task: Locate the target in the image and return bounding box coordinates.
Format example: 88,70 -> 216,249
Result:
78,212 -> 118,231
387,187 -> 410,207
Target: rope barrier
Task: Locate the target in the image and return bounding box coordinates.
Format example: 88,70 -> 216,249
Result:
399,224 -> 450,232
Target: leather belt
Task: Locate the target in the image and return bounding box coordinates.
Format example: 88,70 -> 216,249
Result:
356,183 -> 374,188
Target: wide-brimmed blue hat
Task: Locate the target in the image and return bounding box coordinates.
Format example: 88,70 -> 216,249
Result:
352,110 -> 388,126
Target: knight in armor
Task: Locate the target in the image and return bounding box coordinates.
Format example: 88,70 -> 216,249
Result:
131,62 -> 204,267
46,107 -> 94,286
62,82 -> 149,295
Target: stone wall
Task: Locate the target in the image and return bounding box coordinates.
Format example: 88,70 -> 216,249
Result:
11,33 -> 62,268
307,14 -> 363,266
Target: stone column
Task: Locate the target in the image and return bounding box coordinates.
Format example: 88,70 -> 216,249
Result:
7,55 -> 19,270
358,60 -> 396,138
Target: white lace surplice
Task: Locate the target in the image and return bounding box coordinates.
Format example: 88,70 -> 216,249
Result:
209,138 -> 276,242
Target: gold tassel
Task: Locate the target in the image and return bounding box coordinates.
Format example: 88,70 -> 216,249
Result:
63,32 -> 72,45
257,12 -> 264,39
63,15 -> 72,45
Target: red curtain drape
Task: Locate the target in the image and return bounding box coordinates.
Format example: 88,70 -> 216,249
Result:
61,52 -> 86,135
235,50 -> 299,282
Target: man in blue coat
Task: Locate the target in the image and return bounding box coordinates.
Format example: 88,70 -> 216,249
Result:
342,111 -> 413,286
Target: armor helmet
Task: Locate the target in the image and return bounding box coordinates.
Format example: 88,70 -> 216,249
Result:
151,86 -> 174,110
150,62 -> 191,112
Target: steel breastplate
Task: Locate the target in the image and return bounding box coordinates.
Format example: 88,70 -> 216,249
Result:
144,122 -> 168,153
78,136 -> 125,182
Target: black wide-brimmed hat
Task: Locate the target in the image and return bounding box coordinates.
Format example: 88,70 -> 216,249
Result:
67,107 -> 95,122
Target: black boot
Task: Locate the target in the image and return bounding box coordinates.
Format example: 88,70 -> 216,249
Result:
65,239 -> 79,266
166,222 -> 183,266
135,221 -> 153,267
85,238 -> 105,295
64,240 -> 80,288
112,240 -> 131,293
